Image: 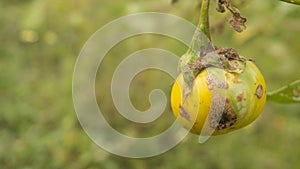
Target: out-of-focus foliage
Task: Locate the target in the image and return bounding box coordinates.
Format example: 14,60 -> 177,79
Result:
1,0 -> 300,168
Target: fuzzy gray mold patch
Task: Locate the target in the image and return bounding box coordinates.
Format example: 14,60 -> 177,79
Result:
206,72 -> 229,90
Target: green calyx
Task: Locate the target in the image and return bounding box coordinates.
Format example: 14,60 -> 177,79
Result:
179,32 -> 252,98
181,46 -> 250,77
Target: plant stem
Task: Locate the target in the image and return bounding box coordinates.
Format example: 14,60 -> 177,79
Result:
279,0 -> 300,5
198,0 -> 211,41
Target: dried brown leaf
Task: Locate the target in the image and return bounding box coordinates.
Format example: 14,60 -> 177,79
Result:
216,0 -> 247,32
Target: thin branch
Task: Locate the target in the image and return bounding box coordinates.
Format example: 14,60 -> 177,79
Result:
199,0 -> 211,41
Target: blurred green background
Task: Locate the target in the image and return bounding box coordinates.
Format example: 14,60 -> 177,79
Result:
1,0 -> 300,168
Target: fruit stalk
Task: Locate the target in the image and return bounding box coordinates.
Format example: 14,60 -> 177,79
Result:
199,0 -> 211,41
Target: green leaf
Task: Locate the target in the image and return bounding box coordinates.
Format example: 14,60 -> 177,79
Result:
267,80 -> 300,103
279,0 -> 300,5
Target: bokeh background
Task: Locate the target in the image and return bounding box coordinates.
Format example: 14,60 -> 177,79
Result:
1,0 -> 300,168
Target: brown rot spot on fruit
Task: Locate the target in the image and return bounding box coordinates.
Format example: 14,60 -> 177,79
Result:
232,74 -> 242,83
255,84 -> 263,99
179,105 -> 190,121
209,95 -> 237,130
236,92 -> 245,102
225,72 -> 242,84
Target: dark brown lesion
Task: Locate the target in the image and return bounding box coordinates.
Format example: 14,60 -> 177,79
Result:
255,84 -> 263,99
232,73 -> 242,83
225,72 -> 242,84
209,99 -> 237,130
236,92 -> 245,102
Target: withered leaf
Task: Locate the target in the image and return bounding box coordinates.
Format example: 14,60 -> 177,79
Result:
216,0 -> 247,33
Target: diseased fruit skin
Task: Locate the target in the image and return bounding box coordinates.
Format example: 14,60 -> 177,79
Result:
171,60 -> 267,135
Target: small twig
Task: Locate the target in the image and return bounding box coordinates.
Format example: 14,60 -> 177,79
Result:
199,0 -> 211,41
